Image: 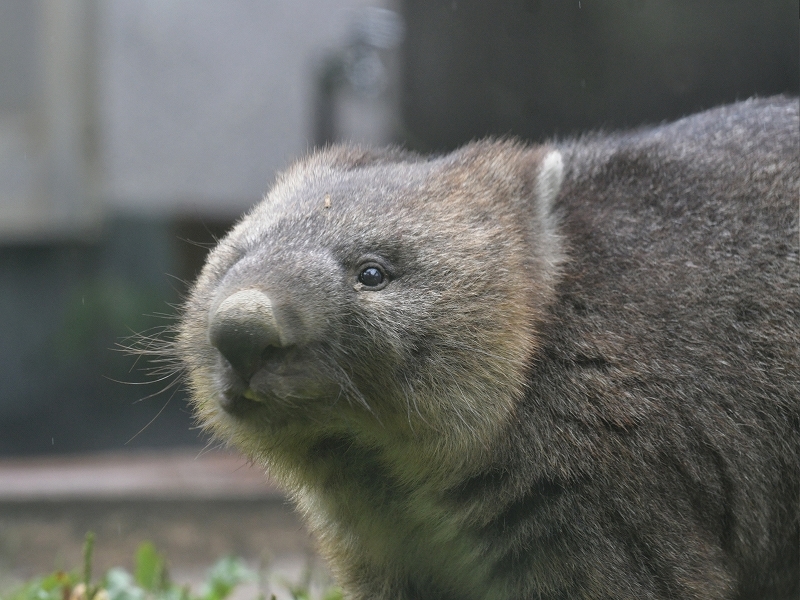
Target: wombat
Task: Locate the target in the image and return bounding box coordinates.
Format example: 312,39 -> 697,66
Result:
175,96 -> 799,599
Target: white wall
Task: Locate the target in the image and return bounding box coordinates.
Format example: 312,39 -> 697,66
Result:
0,0 -> 99,241
0,0 -> 398,240
98,0 -> 395,217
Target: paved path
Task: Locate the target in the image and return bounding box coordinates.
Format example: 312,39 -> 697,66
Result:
0,448 -> 280,500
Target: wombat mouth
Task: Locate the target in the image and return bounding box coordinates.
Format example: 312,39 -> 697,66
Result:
213,345 -> 340,418
216,391 -> 263,416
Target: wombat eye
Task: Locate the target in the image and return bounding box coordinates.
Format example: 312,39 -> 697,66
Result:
358,266 -> 384,287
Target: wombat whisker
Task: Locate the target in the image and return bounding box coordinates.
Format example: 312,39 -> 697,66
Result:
324,358 -> 375,416
125,383 -> 181,444
305,346 -> 361,393
194,438 -> 228,459
131,374 -> 183,403
400,373 -> 427,431
102,371 -> 179,387
177,236 -> 220,250
116,329 -> 179,361
147,311 -> 181,320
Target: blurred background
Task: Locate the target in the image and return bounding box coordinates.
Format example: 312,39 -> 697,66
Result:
0,0 -> 797,594
0,0 -> 797,457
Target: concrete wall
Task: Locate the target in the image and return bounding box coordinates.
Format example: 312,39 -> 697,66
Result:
0,0 -> 399,239
98,0 -> 399,217
0,0 -> 100,241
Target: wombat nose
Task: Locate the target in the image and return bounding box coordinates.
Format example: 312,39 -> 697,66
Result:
209,289 -> 283,382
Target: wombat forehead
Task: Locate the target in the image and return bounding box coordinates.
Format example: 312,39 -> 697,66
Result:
242,170 -> 427,244
233,154 -> 523,265
276,162 -> 430,212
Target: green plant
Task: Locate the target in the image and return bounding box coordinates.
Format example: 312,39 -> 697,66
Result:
1,533 -> 340,600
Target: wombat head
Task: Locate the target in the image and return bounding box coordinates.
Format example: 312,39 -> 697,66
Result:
178,141 -> 564,480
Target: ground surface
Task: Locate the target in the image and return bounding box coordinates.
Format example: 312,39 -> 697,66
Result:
0,449 -> 324,599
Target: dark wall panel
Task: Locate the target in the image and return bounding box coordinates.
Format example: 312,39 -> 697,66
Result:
401,0 -> 799,150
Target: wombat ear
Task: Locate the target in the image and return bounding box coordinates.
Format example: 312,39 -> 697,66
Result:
535,150 -> 564,210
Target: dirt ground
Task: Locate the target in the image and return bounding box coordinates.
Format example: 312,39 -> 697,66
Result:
0,449 -> 327,599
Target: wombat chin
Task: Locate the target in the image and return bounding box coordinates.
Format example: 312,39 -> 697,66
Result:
175,96 -> 799,600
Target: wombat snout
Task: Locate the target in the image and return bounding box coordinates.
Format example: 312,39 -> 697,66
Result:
209,289 -> 287,385
207,281 -> 340,415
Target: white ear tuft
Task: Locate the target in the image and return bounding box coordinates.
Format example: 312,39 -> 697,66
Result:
536,150 -> 564,209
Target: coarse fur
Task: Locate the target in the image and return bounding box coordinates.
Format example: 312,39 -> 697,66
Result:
175,96 -> 799,599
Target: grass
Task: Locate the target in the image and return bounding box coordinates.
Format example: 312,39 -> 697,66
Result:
2,533 -> 342,600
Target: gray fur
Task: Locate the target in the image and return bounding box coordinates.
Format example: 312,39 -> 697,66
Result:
176,96 -> 799,599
